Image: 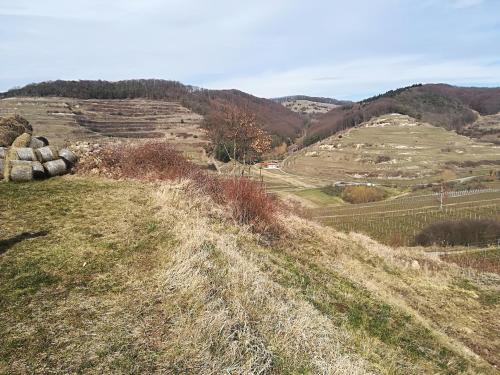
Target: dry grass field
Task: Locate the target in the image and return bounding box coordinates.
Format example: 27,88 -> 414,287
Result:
0,97 -> 206,158
283,114 -> 500,186
1,176 -> 499,373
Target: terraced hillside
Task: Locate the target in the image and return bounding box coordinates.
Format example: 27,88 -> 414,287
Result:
1,80 -> 306,140
284,114 -> 500,185
72,99 -> 203,141
462,112 -> 500,145
0,97 -> 90,144
273,95 -> 350,115
280,99 -> 340,114
0,97 -> 205,152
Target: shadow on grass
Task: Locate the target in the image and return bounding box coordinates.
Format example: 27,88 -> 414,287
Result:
0,230 -> 49,255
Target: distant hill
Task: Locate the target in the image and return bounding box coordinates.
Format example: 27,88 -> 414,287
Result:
0,80 -> 304,140
304,84 -> 500,146
272,95 -> 351,106
272,95 -> 352,115
284,113 -> 500,183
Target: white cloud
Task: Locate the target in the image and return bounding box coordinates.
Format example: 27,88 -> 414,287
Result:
449,0 -> 484,8
202,56 -> 500,100
0,1 -> 499,96
420,0 -> 484,9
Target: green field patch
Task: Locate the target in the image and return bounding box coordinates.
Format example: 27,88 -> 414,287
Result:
293,188 -> 344,205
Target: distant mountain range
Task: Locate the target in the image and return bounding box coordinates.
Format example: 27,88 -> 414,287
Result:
2,80 -> 500,147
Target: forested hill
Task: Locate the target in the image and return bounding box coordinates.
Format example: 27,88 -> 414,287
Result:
0,79 -> 304,139
304,84 -> 500,146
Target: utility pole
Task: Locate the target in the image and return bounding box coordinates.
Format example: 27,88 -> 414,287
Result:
439,183 -> 448,210
440,184 -> 444,210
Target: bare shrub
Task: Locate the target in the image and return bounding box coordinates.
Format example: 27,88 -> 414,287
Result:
414,219 -> 500,247
341,186 -> 386,204
222,177 -> 280,235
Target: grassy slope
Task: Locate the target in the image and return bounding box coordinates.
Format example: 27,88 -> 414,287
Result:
283,114 -> 500,185
0,177 -> 498,374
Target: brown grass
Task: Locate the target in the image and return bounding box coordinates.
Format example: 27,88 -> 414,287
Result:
76,141 -> 280,235
441,249 -> 500,274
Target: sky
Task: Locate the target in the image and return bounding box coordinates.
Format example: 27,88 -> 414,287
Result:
0,0 -> 499,100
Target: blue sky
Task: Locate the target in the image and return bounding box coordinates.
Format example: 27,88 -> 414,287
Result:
0,0 -> 499,100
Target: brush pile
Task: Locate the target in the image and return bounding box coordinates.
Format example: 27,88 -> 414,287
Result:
0,115 -> 78,182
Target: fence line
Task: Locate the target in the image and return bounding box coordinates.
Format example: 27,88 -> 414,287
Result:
315,199 -> 500,219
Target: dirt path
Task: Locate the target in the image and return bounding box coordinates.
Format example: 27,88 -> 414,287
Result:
426,246 -> 499,256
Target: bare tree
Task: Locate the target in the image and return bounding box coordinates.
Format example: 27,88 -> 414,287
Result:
203,101 -> 272,167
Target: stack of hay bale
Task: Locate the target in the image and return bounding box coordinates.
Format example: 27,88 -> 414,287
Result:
0,115 -> 78,182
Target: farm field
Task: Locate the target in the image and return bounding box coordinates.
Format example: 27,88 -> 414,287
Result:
313,189 -> 500,246
283,114 -> 500,187
0,97 -> 206,158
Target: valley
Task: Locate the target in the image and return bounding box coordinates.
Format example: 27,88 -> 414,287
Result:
2,2 -> 500,373
1,80 -> 499,374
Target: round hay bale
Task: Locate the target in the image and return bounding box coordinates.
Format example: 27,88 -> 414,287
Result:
0,115 -> 33,147
36,136 -> 49,146
11,133 -> 32,147
10,164 -> 33,182
0,147 -> 6,159
43,159 -> 68,177
32,161 -> 46,179
3,147 -> 19,181
16,147 -> 37,161
29,137 -> 46,149
36,146 -> 58,162
9,159 -> 32,167
58,148 -> 78,166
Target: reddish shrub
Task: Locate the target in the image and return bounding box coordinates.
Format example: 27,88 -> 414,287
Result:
222,177 -> 279,233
